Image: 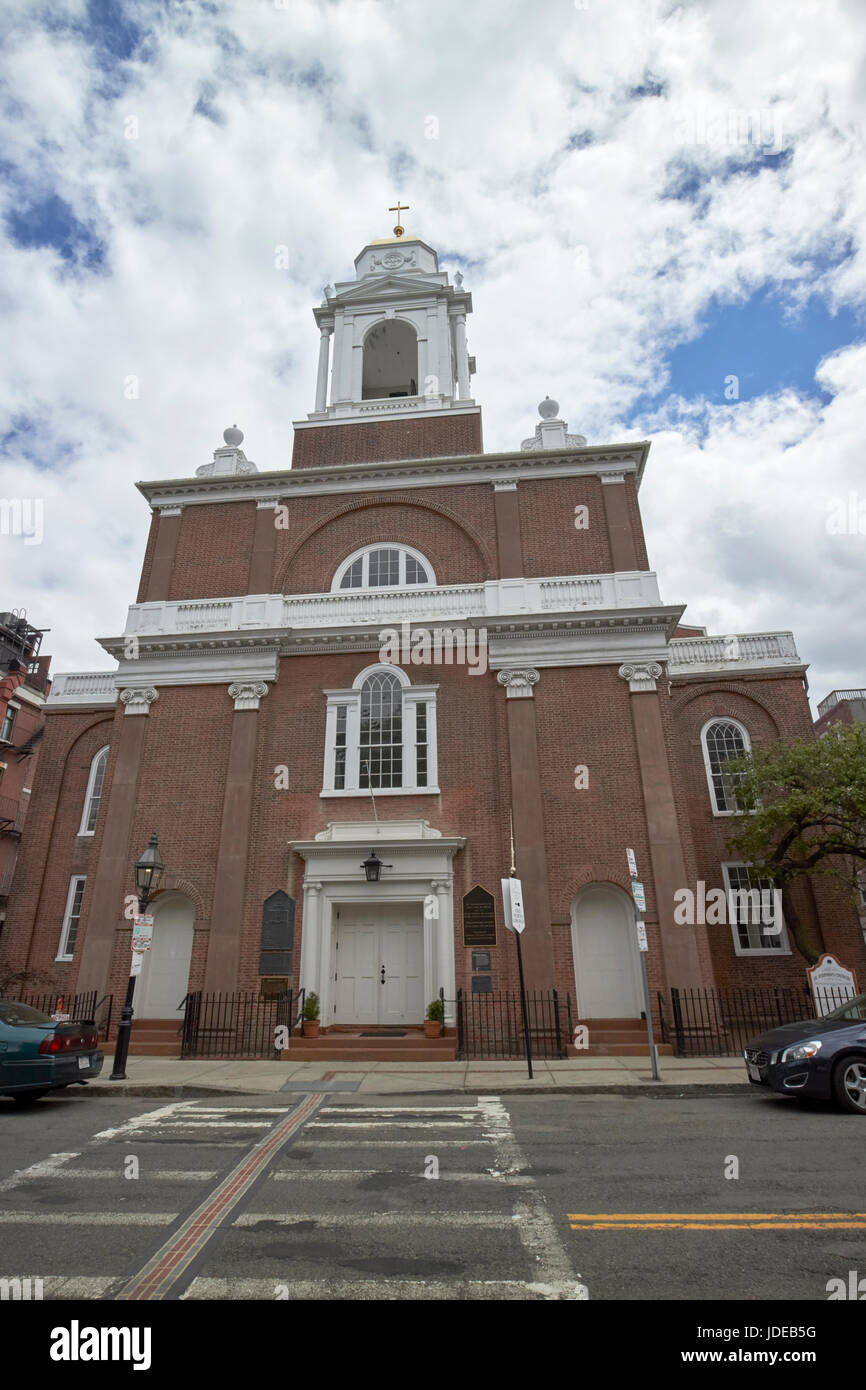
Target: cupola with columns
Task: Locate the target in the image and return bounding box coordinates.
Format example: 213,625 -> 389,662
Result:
291,203 -> 483,467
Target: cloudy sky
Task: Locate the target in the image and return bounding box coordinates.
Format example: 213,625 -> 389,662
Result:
1,0 -> 864,710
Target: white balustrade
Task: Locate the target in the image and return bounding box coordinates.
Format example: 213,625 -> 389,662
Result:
47,672 -> 117,705
122,571 -> 664,638
667,632 -> 800,671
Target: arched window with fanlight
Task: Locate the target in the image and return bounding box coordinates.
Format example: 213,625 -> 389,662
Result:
322,664 -> 438,795
701,719 -> 750,815
79,745 -> 109,835
332,544 -> 434,592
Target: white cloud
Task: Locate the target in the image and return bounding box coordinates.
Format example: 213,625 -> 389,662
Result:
0,0 -> 863,708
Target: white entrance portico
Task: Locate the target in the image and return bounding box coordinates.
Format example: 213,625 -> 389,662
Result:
290,821 -> 463,1027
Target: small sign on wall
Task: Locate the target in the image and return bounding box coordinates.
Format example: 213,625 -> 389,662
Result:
462,886 -> 497,947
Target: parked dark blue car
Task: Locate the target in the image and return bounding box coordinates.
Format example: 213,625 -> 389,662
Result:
744,992 -> 866,1114
0,1000 -> 103,1105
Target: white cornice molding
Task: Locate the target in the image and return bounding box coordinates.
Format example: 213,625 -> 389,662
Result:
299,402 -> 479,428
136,439 -> 650,510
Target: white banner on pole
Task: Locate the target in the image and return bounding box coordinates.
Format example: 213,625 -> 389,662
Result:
130,950 -> 144,977
501,877 -> 526,934
626,847 -> 638,879
635,920 -> 648,952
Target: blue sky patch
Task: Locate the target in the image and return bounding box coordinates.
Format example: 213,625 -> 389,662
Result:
636,288 -> 865,416
4,192 -> 107,271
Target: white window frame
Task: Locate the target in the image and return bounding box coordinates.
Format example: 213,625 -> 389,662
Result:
322,663 -> 439,796
721,862 -> 790,956
0,701 -> 20,744
331,543 -> 436,592
701,717 -> 751,816
57,875 -> 87,961
78,745 -> 109,836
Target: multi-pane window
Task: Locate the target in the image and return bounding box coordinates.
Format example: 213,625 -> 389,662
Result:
323,665 -> 438,795
79,746 -> 109,835
0,704 -> 17,743
722,863 -> 787,954
333,705 -> 347,791
334,545 -> 433,591
360,672 -> 403,788
367,548 -> 400,588
415,701 -> 428,788
703,719 -> 749,813
339,556 -> 363,589
57,876 -> 86,960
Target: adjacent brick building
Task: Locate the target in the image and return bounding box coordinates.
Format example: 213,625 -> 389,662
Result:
0,611 -> 50,957
2,226 -> 862,1045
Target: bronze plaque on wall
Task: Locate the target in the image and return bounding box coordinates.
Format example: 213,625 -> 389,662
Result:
462,886 -> 497,948
259,891 -> 294,976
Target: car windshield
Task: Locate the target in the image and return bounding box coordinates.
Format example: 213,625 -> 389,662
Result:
0,1000 -> 51,1026
820,992 -> 866,1022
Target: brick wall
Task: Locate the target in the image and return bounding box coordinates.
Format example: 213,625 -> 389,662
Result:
290,411 -> 482,468
668,674 -> 866,991
0,708 -> 114,991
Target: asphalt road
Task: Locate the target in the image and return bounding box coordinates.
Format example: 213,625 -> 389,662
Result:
0,1087 -> 862,1302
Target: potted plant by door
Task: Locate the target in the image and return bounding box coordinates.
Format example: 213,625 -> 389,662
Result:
424,998 -> 444,1038
302,992 -> 320,1038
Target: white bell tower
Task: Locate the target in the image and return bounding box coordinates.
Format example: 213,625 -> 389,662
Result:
304,209 -> 477,426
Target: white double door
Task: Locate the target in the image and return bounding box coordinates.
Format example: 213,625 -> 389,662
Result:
332,903 -> 424,1026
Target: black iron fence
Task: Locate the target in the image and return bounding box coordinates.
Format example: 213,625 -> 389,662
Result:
455,989 -> 568,1060
180,990 -> 292,1059
17,990 -> 113,1038
657,984 -> 857,1058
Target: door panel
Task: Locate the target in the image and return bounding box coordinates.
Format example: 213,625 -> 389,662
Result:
333,906 -> 424,1025
573,887 -> 642,1018
334,926 -> 378,1024
136,895 -> 194,1019
380,924 -> 424,1023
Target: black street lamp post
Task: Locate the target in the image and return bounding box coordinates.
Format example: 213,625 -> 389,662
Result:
110,833 -> 165,1081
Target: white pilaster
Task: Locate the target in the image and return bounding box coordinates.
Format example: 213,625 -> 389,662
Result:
300,881 -> 323,1004
315,325 -> 332,412
454,313 -> 470,399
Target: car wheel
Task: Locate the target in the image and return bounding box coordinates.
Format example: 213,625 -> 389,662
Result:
11,1090 -> 50,1106
831,1057 -> 866,1114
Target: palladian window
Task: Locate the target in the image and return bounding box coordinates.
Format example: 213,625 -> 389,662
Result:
323,664 -> 438,796
332,544 -> 434,591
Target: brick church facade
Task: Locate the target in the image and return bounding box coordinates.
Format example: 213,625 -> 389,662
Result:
3,225 -> 863,1039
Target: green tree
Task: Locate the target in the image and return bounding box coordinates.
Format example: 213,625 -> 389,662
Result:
724,722 -> 866,964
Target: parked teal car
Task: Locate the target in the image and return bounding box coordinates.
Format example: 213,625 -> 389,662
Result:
0,1000 -> 103,1105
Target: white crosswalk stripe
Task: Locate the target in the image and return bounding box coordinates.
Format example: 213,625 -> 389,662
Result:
0,1096 -> 588,1300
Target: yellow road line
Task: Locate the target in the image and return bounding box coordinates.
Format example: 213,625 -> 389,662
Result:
566,1212 -> 866,1221
568,1212 -> 866,1231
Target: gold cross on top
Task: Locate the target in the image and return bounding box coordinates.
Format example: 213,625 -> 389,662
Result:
389,201 -> 409,237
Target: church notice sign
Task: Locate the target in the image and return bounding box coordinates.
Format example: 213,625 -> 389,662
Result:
462,886 -> 497,948
807,954 -> 858,1018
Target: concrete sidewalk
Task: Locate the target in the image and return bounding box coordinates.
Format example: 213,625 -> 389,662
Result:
89,1053 -> 751,1097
